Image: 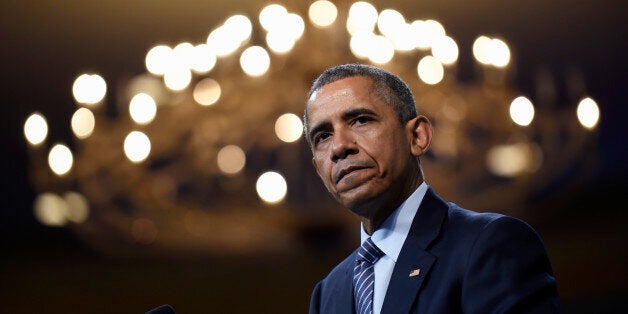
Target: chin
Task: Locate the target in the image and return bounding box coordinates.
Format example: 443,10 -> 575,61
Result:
338,190 -> 380,218
334,176 -> 390,213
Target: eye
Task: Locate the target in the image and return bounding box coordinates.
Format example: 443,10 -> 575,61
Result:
314,132 -> 331,145
353,116 -> 372,125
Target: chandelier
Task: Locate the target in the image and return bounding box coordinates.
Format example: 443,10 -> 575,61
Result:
22,1 -> 601,257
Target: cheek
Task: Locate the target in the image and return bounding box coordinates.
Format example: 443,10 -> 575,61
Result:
361,133 -> 391,157
362,138 -> 403,174
313,158 -> 333,184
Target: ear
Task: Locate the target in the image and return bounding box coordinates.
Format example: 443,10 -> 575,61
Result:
406,115 -> 433,157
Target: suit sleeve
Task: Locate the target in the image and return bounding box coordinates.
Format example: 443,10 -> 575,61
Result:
309,281 -> 322,314
461,216 -> 561,313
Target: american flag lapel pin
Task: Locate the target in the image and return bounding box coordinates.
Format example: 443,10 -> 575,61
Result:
409,268 -> 421,277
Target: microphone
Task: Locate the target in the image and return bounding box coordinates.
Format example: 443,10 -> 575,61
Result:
145,304 -> 176,314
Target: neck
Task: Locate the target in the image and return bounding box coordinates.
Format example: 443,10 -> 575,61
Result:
361,219 -> 379,236
360,174 -> 423,235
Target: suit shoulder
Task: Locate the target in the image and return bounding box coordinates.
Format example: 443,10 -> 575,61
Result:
446,203 -> 504,229
444,204 -> 546,251
453,208 -> 559,312
447,203 -> 535,233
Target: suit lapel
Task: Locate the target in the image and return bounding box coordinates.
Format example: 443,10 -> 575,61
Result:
325,251 -> 356,314
380,187 -> 448,314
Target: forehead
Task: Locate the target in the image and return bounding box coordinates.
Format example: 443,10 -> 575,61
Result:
310,76 -> 370,102
307,76 -> 388,121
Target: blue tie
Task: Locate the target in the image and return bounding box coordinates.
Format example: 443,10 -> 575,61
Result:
353,237 -> 385,314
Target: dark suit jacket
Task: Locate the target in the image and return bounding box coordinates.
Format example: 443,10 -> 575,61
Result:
309,188 -> 560,313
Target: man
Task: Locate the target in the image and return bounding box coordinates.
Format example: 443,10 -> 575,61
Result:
304,64 -> 560,313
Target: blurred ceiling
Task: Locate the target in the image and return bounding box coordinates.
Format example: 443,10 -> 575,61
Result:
1,0 -> 625,131
1,0 -> 625,83
1,0 -> 626,225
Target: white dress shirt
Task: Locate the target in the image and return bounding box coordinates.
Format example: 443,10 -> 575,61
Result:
359,182 -> 428,314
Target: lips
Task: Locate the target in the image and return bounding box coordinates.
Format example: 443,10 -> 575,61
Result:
334,164 -> 370,184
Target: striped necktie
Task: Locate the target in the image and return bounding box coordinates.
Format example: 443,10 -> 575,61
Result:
353,237 -> 385,314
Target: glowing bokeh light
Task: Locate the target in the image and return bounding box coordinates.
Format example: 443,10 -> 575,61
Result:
377,9 -> 405,37
129,93 -> 157,125
145,45 -> 174,75
63,191 -> 90,224
490,38 -> 511,67
510,96 -> 535,126
207,26 -> 242,57
424,20 -> 446,47
34,192 -> 68,227
24,112 -> 48,145
48,143 -> 73,176
193,78 -> 222,106
275,113 -> 303,143
577,97 -> 600,129
72,73 -> 107,105
368,35 -> 395,64
259,4 -> 288,31
417,56 -> 444,85
409,20 -> 431,49
474,36 -> 512,68
126,74 -> 168,104
350,31 -> 376,59
124,131 -> 151,163
205,14 -> 253,58
386,23 -> 415,51
163,66 -> 192,91
217,145 -> 246,175
286,13 -> 306,40
347,2 -> 378,35
224,14 -> 253,44
486,143 -> 533,177
256,171 -> 288,204
425,19 -> 446,37
263,10 -> 304,53
71,107 -> 96,139
240,46 -> 270,77
190,44 -> 217,73
266,31 -> 296,54
472,36 -> 492,65
431,35 -> 459,65
308,0 -> 338,28
173,42 -> 196,69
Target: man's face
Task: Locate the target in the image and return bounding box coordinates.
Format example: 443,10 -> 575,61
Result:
307,76 -> 419,218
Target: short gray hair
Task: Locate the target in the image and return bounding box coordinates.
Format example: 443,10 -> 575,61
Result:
303,64 -> 417,144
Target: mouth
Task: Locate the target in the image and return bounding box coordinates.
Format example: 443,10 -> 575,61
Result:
335,165 -> 368,184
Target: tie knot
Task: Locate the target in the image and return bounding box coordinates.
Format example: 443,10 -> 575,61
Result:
357,237 -> 384,264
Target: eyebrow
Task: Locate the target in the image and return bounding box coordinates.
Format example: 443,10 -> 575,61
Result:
342,108 -> 377,121
308,107 -> 378,143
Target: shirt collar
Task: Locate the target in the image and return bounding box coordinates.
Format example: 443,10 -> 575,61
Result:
360,182 -> 428,263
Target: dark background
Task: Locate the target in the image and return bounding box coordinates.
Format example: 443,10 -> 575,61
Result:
1,0 -> 627,313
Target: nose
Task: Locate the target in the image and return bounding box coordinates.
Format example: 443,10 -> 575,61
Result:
331,128 -> 358,161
